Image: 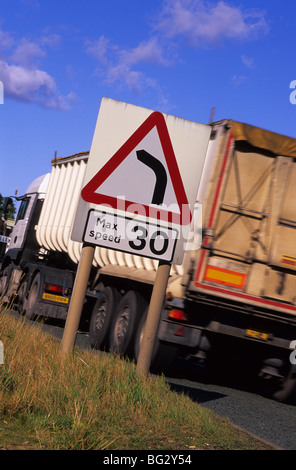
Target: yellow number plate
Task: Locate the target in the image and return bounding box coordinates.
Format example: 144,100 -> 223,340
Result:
246,329 -> 268,341
42,293 -> 69,304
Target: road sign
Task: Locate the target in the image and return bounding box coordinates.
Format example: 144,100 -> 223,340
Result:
81,111 -> 190,226
66,98 -> 210,370
83,209 -> 179,262
71,98 -> 211,265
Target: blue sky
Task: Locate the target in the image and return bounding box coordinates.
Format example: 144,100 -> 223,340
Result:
1,0 -> 296,199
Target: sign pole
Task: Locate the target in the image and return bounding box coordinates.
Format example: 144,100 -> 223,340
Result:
136,260 -> 171,377
60,244 -> 95,355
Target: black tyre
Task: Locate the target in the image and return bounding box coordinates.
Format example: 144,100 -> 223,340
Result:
272,366 -> 296,404
109,290 -> 147,356
26,273 -> 41,320
134,307 -> 178,373
89,286 -> 120,350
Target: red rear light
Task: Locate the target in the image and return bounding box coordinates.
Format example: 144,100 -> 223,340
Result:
168,309 -> 188,321
44,283 -> 63,294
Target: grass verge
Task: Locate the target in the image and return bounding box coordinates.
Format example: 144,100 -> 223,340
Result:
0,310 -> 276,450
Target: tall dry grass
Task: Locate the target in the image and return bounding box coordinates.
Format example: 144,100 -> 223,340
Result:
0,309 -> 273,450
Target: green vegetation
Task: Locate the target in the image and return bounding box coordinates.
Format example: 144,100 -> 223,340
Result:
0,309 -> 275,450
0,194 -> 16,219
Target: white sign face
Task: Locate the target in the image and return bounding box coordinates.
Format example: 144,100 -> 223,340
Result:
83,209 -> 178,263
72,98 -> 211,265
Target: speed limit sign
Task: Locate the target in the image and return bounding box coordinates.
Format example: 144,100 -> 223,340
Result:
83,209 -> 179,262
66,98 -> 210,376
72,98 -> 210,265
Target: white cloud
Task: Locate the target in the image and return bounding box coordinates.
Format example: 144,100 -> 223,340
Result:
85,1 -> 269,108
0,27 -> 74,109
105,63 -> 142,90
86,36 -> 169,93
232,74 -> 248,86
0,28 -> 14,52
0,59 -> 75,109
155,0 -> 269,45
120,38 -> 169,66
241,55 -> 255,69
10,39 -> 45,67
20,0 -> 40,7
86,1 -> 268,95
40,34 -> 61,48
85,35 -> 112,65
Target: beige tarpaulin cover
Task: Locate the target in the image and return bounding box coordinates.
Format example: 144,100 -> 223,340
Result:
231,121 -> 296,158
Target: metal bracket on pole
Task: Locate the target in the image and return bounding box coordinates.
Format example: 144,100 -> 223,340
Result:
59,244 -> 95,356
136,260 -> 171,377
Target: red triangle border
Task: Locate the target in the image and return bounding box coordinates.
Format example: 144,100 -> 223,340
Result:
81,111 -> 191,225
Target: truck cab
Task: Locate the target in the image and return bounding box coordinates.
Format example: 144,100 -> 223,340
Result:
3,174 -> 50,267
0,174 -> 50,300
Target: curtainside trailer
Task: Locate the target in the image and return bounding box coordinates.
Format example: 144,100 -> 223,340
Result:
2,118 -> 296,403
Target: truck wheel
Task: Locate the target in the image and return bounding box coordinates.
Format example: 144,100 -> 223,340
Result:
26,273 -> 40,320
272,366 -> 296,404
89,287 -> 120,350
134,308 -> 178,373
109,290 -> 147,357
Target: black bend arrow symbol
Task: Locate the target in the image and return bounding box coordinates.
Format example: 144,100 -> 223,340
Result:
136,149 -> 167,205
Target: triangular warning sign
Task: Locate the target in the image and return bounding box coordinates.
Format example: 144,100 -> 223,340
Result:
81,111 -> 191,225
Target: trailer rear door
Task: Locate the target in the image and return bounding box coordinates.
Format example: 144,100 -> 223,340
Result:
190,121 -> 296,315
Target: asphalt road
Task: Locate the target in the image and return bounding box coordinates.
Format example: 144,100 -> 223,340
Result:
8,311 -> 296,450
166,361 -> 296,450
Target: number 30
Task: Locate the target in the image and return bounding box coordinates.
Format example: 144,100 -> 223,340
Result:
129,225 -> 169,256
